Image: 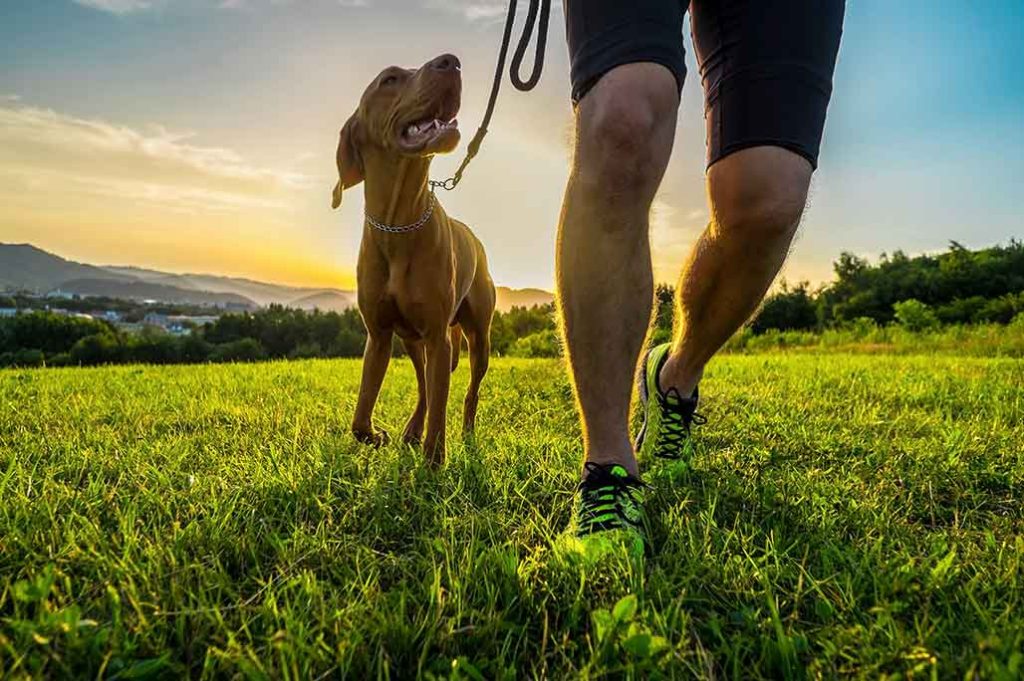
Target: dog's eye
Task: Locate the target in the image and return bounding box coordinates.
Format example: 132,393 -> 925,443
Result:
381,75 -> 398,87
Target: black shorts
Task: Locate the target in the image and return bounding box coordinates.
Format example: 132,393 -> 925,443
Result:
565,0 -> 845,168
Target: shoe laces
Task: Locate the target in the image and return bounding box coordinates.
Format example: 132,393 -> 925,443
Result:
577,462 -> 646,535
654,387 -> 707,460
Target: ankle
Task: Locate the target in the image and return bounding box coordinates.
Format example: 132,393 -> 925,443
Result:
658,352 -> 701,398
585,449 -> 640,478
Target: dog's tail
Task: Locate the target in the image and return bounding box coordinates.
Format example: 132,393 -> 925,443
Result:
450,326 -> 463,373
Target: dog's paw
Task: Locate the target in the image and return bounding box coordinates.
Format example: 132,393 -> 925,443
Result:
353,428 -> 390,448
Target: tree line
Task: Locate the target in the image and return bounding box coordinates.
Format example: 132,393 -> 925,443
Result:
2,241 -> 1021,368
750,241 -> 1024,333
0,303 -> 565,368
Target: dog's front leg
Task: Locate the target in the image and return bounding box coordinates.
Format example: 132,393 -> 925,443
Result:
423,332 -> 453,465
352,330 -> 393,446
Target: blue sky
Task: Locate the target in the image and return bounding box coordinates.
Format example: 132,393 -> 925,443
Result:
1,0 -> 1021,289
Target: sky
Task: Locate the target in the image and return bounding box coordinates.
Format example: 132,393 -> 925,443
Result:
1,0 -> 1021,291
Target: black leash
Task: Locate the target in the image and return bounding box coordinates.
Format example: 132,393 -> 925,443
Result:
429,0 -> 551,192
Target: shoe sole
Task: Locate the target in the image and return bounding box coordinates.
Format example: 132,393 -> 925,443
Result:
634,346 -> 653,452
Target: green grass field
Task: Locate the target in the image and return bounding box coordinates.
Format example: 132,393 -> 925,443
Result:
2,354 -> 1022,678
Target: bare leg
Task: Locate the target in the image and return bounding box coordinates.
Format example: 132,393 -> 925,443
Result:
352,330 -> 393,446
556,63 -> 680,477
423,332 -> 453,465
660,147 -> 813,395
402,338 -> 426,445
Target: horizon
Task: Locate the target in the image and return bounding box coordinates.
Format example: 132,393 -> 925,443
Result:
0,240 -> 556,295
7,238 -> 1020,300
2,1 -> 1022,290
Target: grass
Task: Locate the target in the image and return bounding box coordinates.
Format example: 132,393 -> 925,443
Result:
1,354 -> 1022,678
722,319 -> 1024,358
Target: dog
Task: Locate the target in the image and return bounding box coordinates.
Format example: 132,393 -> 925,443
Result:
331,53 -> 496,465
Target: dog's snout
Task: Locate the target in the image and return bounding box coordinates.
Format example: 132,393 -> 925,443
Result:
429,54 -> 461,72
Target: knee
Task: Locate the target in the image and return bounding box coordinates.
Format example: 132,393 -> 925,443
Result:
710,152 -> 811,242
716,194 -> 806,242
575,71 -> 679,196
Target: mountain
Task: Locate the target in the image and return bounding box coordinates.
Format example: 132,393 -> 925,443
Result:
58,278 -> 255,308
288,290 -> 357,312
101,266 -> 353,308
1,243 -> 554,313
0,244 -> 131,291
0,243 -> 351,310
495,287 -> 554,311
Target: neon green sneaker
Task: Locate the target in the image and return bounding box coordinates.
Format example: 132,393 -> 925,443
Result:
635,343 -> 706,469
572,462 -> 648,557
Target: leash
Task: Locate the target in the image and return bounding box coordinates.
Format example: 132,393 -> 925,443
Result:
428,0 -> 551,193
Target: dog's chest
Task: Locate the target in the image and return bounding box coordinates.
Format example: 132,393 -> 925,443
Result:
365,289 -> 434,340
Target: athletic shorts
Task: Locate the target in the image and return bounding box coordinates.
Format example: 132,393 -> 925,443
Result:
565,0 -> 845,168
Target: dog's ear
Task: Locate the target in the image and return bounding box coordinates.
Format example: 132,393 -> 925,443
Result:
331,114 -> 364,210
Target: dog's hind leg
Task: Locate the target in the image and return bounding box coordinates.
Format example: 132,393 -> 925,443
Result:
450,325 -> 463,373
462,326 -> 490,435
402,339 -> 427,445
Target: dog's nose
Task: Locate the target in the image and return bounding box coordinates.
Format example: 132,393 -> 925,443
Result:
429,54 -> 461,72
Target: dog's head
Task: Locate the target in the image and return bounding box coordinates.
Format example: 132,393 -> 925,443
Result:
331,53 -> 462,209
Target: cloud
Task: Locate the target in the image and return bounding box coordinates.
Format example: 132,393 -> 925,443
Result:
422,0 -> 506,21
74,0 -> 371,13
0,102 -> 307,214
72,0 -> 153,14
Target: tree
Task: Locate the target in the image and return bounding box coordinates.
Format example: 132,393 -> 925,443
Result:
893,299 -> 939,332
70,333 -> 122,366
750,281 -> 818,333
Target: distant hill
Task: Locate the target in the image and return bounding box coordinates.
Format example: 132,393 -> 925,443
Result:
101,266 -> 354,308
59,278 -> 255,308
288,290 -> 357,312
496,287 -> 554,312
0,244 -> 131,291
1,243 -> 554,313
0,243 -> 353,311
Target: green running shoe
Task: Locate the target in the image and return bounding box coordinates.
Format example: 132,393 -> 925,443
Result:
635,343 -> 706,468
573,462 -> 647,557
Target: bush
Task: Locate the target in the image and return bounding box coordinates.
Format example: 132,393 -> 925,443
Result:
70,333 -> 122,366
127,333 -> 181,365
1,349 -> 46,368
330,329 -> 365,357
1,312 -> 116,356
179,335 -> 212,364
509,329 -> 562,358
288,342 -> 323,360
893,299 -> 939,332
47,353 -> 73,367
491,304 -> 556,356
210,338 -> 265,363
750,281 -> 819,333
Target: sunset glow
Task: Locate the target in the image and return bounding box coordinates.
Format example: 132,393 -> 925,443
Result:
2,0 -> 1021,290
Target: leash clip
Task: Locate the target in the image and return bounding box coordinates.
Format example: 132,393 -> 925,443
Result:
428,0 -> 550,192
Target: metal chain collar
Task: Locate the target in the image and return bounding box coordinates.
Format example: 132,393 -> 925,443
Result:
365,193 -> 435,234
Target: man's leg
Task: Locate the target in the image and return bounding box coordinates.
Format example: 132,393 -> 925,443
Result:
660,146 -> 813,396
557,63 -> 679,478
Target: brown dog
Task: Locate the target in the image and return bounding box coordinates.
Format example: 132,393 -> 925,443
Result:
331,53 -> 496,465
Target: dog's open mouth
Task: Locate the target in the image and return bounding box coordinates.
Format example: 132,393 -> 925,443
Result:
400,116 -> 459,148
396,87 -> 462,153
